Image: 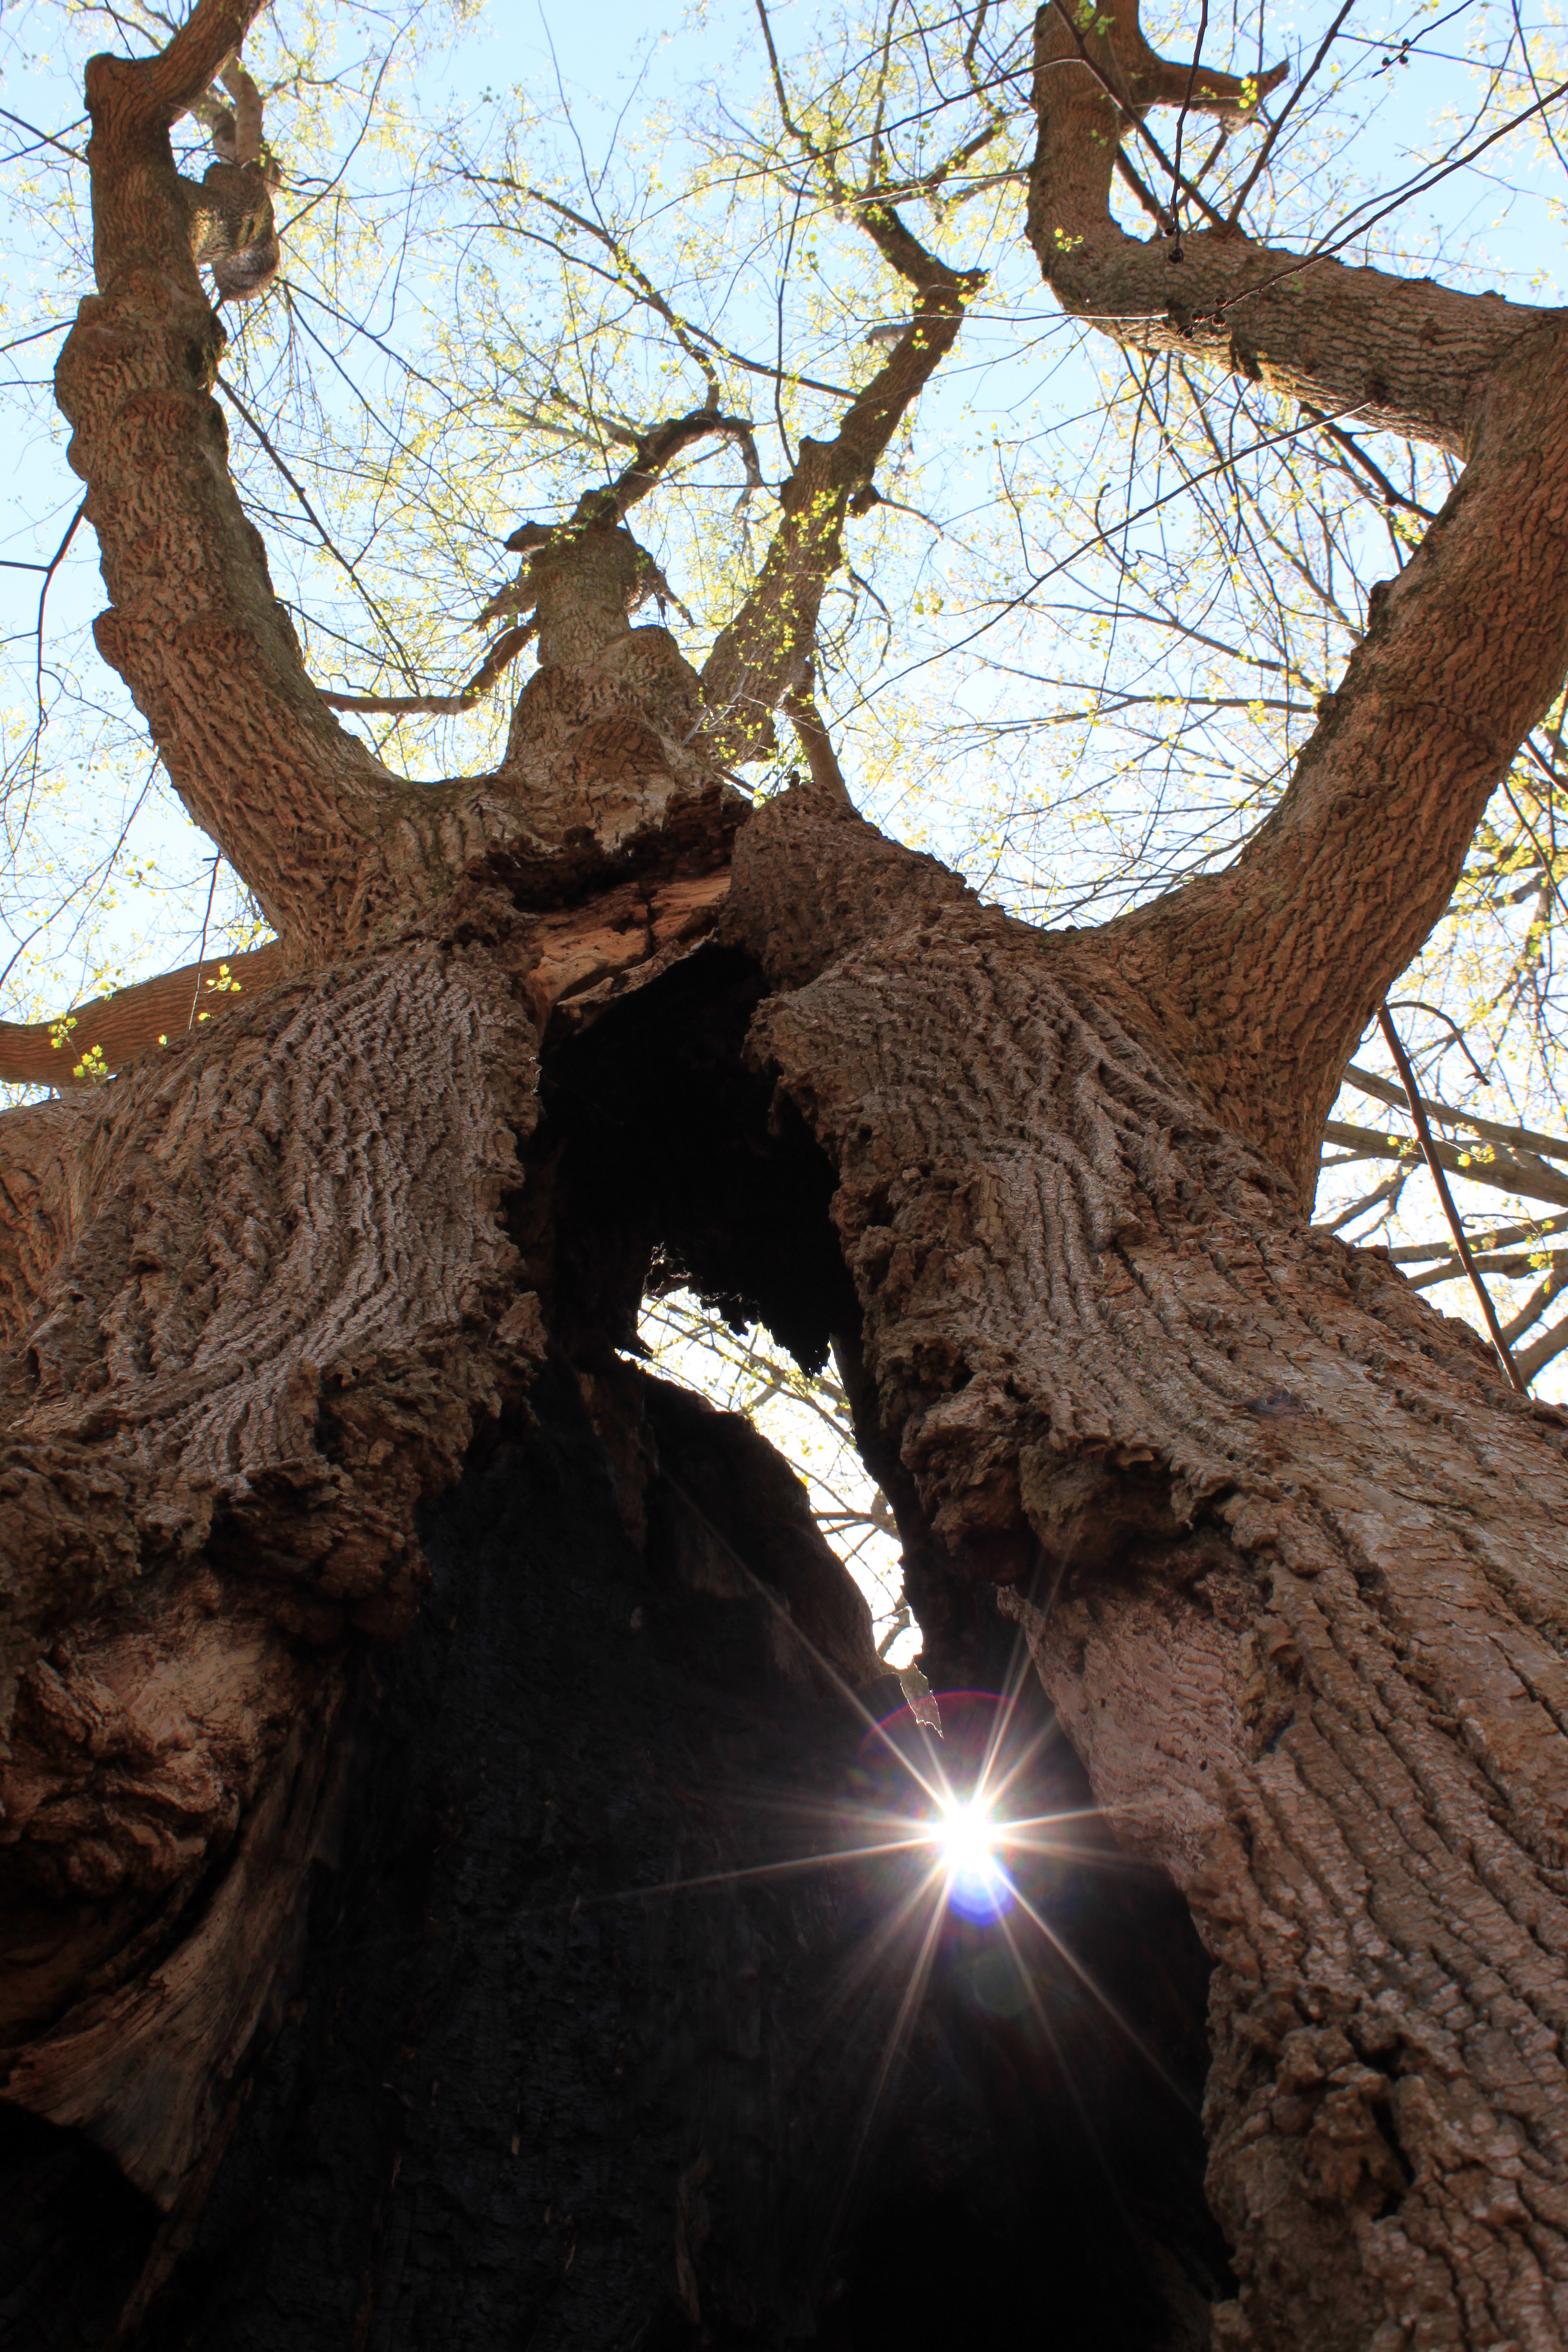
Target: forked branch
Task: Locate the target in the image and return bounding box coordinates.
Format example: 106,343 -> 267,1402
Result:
482,409 -> 759,678
1033,0 -> 1568,1201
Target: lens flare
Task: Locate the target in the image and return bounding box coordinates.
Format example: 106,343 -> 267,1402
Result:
935,1797 -> 1014,1919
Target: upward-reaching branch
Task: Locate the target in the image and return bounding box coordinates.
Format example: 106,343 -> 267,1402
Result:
1029,0 -> 1568,1201
1028,0 -> 1546,454
488,408 -> 760,677
701,205 -> 980,763
696,11 -> 984,767
55,10 -> 756,967
56,0 -> 416,953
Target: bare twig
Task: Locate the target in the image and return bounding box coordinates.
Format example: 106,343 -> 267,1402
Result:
321,622 -> 538,715
1378,1004 -> 1526,1392
188,855 -> 222,1031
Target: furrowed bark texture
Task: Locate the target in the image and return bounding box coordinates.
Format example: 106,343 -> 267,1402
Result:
720,788 -> 1568,2351
4,782 -> 1568,2346
0,927 -> 537,2200
0,857 -> 745,2178
7,5 -> 1568,2342
0,864 -> 740,2210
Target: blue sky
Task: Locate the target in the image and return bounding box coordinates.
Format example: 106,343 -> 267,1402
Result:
1,0 -> 1565,996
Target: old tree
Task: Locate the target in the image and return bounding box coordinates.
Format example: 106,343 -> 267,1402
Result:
3,0 -> 1568,2343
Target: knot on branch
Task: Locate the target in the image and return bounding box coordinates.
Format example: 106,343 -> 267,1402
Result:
497,516 -> 686,674
182,52 -> 281,303
184,158 -> 281,301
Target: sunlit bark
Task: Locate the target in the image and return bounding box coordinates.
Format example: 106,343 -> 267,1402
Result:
0,944 -> 282,1089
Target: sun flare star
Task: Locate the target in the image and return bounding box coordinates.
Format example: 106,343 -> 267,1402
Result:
936,1799 -> 995,1872
932,1796 -> 1016,1920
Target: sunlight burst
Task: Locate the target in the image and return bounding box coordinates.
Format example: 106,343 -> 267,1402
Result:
934,1796 -> 1014,1919
936,1798 -> 994,1872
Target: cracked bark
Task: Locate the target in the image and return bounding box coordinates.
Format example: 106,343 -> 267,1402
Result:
2,2 -> 1568,2346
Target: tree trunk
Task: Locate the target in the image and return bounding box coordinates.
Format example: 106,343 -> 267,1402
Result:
3,785 -> 1566,2348
728,789 -> 1568,2350
2,1356 -> 1225,2352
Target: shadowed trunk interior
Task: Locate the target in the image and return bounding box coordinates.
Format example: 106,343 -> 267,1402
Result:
0,961 -> 1232,2352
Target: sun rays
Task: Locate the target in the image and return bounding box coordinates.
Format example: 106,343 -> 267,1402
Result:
573,1595 -> 1190,2260
930,1792 -> 1016,1919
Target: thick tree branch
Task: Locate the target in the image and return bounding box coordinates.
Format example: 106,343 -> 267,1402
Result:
1321,1119 -> 1568,1212
146,0 -> 267,115
55,28 -> 752,961
596,409 -> 763,520
484,410 -> 757,681
1028,0 -> 1568,1199
55,16 -> 424,953
1346,1062 -> 1568,1165
0,942 -> 284,1088
1027,0 -> 1550,454
1102,316 -> 1568,1199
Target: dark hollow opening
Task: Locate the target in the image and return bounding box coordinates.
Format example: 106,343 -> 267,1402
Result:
5,944 -> 1232,2351
535,942 -> 861,1373
526,954 -> 1234,2346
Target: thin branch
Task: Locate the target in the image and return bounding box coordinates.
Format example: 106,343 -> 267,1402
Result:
187,855 -> 222,1031
1313,1171 -> 1404,1232
1298,409 -> 1439,521
1167,0 -> 1210,259
33,496 -> 88,722
1322,1122 -> 1568,1210
1345,1063 -> 1568,1163
1388,1209 -> 1568,1261
784,681 -> 853,802
1517,1309 -> 1568,1383
216,374 -> 421,682
1223,0 -> 1356,229
321,623 -> 538,715
1378,1004 -> 1526,1392
1408,1246 -> 1568,1295
1114,146 -> 1174,233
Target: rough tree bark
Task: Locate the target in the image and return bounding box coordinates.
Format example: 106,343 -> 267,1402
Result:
2,2 -> 1568,2347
